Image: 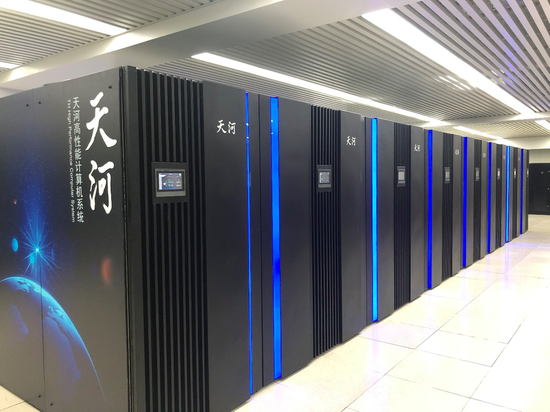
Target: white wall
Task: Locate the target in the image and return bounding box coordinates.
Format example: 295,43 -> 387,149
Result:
0,87 -> 20,98
529,149 -> 550,164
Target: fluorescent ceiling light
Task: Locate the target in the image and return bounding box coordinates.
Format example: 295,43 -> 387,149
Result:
454,126 -> 502,140
363,9 -> 534,116
0,62 -> 18,69
0,0 -> 126,35
192,53 -> 439,122
535,120 -> 550,131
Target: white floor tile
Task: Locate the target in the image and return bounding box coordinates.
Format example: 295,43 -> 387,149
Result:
417,330 -> 506,366
424,276 -> 491,301
387,350 -> 489,397
325,336 -> 412,374
462,399 -> 519,412
440,313 -> 521,343
0,387 -> 24,411
359,320 -> 436,348
348,375 -> 468,412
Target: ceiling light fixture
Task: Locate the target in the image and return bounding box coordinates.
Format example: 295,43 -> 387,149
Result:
192,53 -> 439,122
454,126 -> 502,140
535,120 -> 550,131
363,9 -> 535,116
0,0 -> 126,35
0,62 -> 18,69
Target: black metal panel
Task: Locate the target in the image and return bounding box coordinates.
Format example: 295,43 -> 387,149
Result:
442,134 -> 453,281
529,163 -> 550,214
473,140 -> 482,262
525,150 -> 531,231
0,89 -> 46,412
499,145 -> 506,246
508,146 -> 514,241
514,148 -> 520,238
377,119 -> 395,320
202,82 -> 249,412
258,95 -> 274,387
394,124 -> 411,309
134,70 -> 209,412
279,99 -> 313,376
340,112 -> 367,341
480,141 -> 488,258
410,127 -> 426,300
311,105 -> 341,357
247,93 -> 264,394
452,135 -> 463,275
489,143 -> 497,253
431,131 -> 443,288
364,120 -> 373,326
466,137 -> 475,266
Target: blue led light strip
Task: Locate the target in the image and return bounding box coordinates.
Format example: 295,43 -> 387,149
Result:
520,149 -> 524,234
463,137 -> 468,268
487,143 -> 492,254
371,118 -> 378,322
246,93 -> 253,394
271,97 -> 282,380
506,146 -> 510,242
427,130 -> 433,289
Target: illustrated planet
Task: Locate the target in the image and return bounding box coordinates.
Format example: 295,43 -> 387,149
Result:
0,277 -> 107,411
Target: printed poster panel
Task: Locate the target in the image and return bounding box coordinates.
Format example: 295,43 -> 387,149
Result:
0,69 -> 128,412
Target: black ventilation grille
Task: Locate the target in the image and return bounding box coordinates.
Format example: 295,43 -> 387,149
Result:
394,123 -> 411,310
473,140 -> 482,262
512,148 -> 519,238
136,71 -> 208,412
442,134 -> 453,280
496,145 -> 502,246
311,106 -> 342,357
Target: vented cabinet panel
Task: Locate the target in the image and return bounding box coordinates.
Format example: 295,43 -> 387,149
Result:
410,127 -> 425,300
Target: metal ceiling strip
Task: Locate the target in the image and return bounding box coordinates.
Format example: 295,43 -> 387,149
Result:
432,0 -> 548,110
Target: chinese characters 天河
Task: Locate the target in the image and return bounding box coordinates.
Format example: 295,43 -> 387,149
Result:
216,119 -> 237,135
86,92 -> 118,216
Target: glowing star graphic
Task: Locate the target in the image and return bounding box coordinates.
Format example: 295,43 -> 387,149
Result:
20,214 -> 58,283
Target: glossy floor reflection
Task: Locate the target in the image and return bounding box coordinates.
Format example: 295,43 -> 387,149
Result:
233,215 -> 550,412
1,216 -> 549,412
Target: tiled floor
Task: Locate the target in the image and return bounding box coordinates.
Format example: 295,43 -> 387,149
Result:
1,215 -> 549,412
232,215 -> 550,412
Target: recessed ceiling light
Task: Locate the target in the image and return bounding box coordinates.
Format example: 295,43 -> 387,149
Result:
0,62 -> 18,69
192,52 -> 440,122
363,9 -> 534,116
535,120 -> 550,131
454,126 -> 502,140
0,0 -> 126,35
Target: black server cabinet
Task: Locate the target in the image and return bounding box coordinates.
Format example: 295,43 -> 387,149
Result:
376,119 -> 395,320
0,67 -> 251,412
442,133 -> 454,281
311,106 -> 341,357
256,96 -> 314,384
499,144 -> 507,246
480,141 -> 488,259
473,140 -> 482,262
340,112 -> 368,342
523,150 -> 531,232
489,142 -> 497,253
512,147 -> 519,239
410,127 -> 426,301
429,131 -> 444,287
125,72 -> 250,412
394,123 -> 412,309
464,137 -> 475,267
452,135 -> 463,276
508,146 -> 514,242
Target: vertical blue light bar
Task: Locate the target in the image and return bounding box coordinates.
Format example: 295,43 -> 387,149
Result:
427,130 -> 433,289
463,137 -> 468,267
520,149 -> 524,234
371,118 -> 378,322
270,97 -> 282,380
487,143 -> 492,254
506,146 -> 510,242
246,93 -> 253,394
